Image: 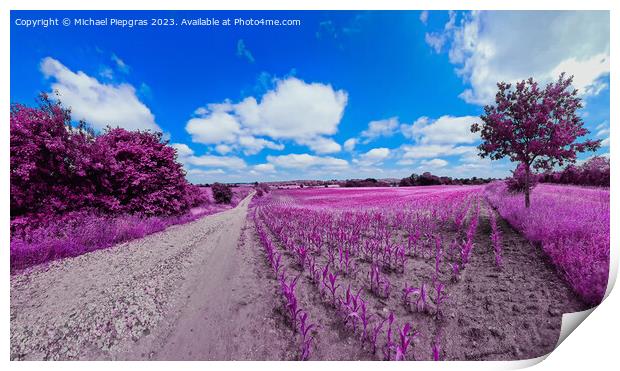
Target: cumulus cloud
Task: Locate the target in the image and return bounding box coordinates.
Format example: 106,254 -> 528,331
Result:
420,158 -> 448,168
235,78 -> 347,140
40,57 -> 160,132
433,11 -> 610,105
401,144 -> 476,159
355,147 -> 391,166
170,143 -> 194,157
267,153 -> 349,170
186,168 -> 225,176
401,115 -> 480,144
343,138 -> 357,152
253,163 -> 276,172
215,144 -> 233,155
361,117 -> 399,142
182,154 -> 247,170
186,111 -> 241,144
297,136 -> 342,154
188,77 -> 347,155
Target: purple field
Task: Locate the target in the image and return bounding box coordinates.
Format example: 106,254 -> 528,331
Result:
248,184 -> 608,360
485,183 -> 610,305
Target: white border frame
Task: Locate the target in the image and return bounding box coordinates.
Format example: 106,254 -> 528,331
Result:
2,1 -> 617,370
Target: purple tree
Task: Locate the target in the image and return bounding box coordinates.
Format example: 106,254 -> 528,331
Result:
11,95 -> 201,219
471,73 -> 600,207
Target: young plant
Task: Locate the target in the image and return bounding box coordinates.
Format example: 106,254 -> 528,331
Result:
298,310 -> 317,360
326,271 -> 340,305
432,338 -> 441,361
433,281 -> 448,316
450,262 -> 460,282
394,322 -> 418,361
382,312 -> 395,360
370,316 -> 387,354
295,245 -> 308,270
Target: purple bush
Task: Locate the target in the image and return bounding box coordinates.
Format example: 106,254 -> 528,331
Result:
11,96 -> 199,219
212,183 -> 233,204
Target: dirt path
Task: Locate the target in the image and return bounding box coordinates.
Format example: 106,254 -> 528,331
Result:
11,193 -> 290,361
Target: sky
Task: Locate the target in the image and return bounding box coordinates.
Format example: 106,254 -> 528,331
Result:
10,10 -> 610,183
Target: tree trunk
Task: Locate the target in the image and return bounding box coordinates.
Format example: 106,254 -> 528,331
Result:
524,164 -> 531,208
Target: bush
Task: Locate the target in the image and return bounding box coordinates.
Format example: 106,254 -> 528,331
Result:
10,96 -> 198,220
212,183 -> 233,204
255,183 -> 271,197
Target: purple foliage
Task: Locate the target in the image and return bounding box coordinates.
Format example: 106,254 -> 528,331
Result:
486,182 -> 609,305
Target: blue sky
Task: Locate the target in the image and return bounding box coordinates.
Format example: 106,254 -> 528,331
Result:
11,10 -> 610,183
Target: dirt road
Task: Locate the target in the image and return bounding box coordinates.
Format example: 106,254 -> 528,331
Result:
10,193 -> 291,360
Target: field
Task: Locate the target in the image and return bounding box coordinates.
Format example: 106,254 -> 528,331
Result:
247,184 -> 607,360
10,183 -> 609,361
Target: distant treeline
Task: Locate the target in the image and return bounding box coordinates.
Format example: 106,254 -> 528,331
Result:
343,178 -> 392,187
399,172 -> 494,187
538,156 -> 609,187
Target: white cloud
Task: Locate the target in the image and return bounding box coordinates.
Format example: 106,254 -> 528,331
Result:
186,112 -> 241,144
253,163 -> 276,172
215,144 -> 233,155
40,57 -> 160,132
401,115 -> 480,144
397,159 -> 415,166
361,117 -> 399,142
186,168 -> 225,176
189,77 -> 347,155
238,136 -> 285,155
595,121 -> 610,138
171,143 -> 194,157
600,137 -> 609,147
298,136 -> 342,154
425,33 -> 446,54
432,11 -> 610,105
424,11 -> 456,53
111,54 -> 130,74
401,144 -> 476,159
267,153 -> 348,170
420,158 -> 448,168
236,78 -> 347,139
343,138 -> 357,152
419,11 -> 429,25
183,154 -> 247,170
355,147 -> 391,166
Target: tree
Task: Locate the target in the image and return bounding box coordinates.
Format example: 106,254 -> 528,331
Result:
212,183 -> 233,204
471,74 -> 600,207
10,95 -> 201,219
92,127 -> 196,216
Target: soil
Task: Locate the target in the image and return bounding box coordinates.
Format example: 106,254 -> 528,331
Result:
10,193 -> 586,361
